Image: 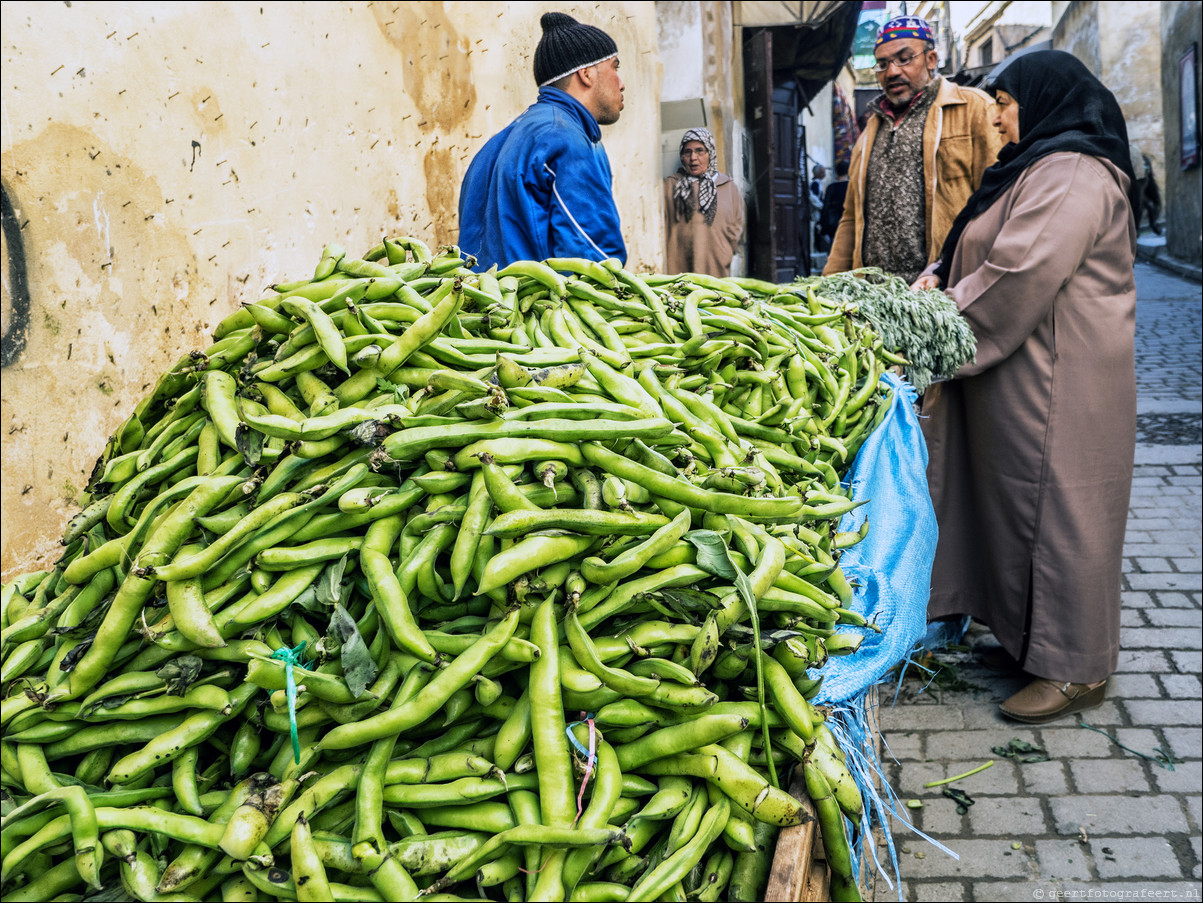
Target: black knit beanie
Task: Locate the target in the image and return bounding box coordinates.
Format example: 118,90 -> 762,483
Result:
533,12 -> 618,87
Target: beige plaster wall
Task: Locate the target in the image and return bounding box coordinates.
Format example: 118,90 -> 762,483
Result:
1054,1 -> 1165,189
654,3 -> 741,179
702,0 -> 741,181
0,1 -> 662,578
654,1 -> 745,272
1161,0 -> 1202,264
1054,0 -> 1102,72
1099,1 -> 1165,193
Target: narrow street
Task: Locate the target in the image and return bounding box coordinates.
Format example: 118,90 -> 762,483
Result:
870,261 -> 1202,901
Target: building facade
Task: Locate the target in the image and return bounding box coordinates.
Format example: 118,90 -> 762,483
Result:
1159,0 -> 1202,265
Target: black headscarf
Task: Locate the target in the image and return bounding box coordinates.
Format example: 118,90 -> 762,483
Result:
934,49 -> 1136,287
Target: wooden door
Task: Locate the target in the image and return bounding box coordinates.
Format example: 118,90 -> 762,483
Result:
744,32 -> 805,282
772,84 -> 803,281
744,29 -> 776,281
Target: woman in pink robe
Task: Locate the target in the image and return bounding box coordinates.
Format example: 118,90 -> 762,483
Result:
915,50 -> 1138,724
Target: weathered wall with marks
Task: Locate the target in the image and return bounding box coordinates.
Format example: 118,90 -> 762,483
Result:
653,1 -> 746,272
1160,0 -> 1203,264
1053,1 -> 1166,190
1098,2 -> 1165,195
0,1 -> 662,578
1053,0 -> 1101,72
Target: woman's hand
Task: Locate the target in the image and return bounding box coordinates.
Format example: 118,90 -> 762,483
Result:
910,274 -> 942,291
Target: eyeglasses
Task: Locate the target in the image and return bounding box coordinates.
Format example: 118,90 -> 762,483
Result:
681,148 -> 710,157
872,49 -> 924,72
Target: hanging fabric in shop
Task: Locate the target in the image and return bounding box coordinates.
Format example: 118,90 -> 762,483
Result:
833,82 -> 860,170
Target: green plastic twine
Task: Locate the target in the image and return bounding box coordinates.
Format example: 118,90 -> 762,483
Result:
270,642 -> 309,764
1079,721 -> 1178,770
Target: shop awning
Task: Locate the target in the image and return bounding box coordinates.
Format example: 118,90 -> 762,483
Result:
736,1 -> 864,101
733,1 -> 853,28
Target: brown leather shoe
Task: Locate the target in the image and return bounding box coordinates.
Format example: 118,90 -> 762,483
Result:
999,678 -> 1107,724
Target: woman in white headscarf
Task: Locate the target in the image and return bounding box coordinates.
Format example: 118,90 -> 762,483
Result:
663,128 -> 745,276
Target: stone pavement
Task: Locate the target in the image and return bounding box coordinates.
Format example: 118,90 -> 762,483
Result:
867,262 -> 1203,902
1135,234 -> 1203,285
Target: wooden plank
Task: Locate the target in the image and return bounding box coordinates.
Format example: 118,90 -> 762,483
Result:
805,838 -> 831,902
764,770 -> 818,902
766,686 -> 884,901
862,686 -> 883,901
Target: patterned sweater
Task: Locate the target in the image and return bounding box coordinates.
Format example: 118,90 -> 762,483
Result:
861,82 -> 939,284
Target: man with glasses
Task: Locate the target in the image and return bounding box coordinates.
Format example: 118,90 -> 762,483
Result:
823,16 -> 1002,284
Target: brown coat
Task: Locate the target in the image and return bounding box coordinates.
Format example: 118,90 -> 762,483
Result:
922,153 -> 1137,683
663,174 -> 744,277
823,78 -> 1002,275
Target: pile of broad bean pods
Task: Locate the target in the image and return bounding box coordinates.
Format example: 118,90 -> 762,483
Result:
1,238 -> 952,902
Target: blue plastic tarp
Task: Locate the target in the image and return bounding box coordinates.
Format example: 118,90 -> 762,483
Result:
814,371 -> 936,704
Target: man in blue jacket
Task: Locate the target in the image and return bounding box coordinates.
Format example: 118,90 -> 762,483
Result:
458,12 -> 627,269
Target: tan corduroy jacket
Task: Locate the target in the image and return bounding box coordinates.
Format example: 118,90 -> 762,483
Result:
823,78 -> 1003,275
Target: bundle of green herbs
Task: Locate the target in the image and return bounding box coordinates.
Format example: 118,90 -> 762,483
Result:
796,268 -> 977,394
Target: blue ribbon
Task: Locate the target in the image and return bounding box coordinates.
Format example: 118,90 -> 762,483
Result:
564,713 -> 597,762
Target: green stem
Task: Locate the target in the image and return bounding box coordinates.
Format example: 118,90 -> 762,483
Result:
923,760 -> 993,788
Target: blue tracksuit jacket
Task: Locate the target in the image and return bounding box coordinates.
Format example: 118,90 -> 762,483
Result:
457,88 -> 626,270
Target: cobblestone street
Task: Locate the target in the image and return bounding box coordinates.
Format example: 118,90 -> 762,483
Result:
869,261 -> 1203,901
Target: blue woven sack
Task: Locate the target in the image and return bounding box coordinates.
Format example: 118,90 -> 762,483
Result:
799,373 -> 953,898
815,371 -> 936,704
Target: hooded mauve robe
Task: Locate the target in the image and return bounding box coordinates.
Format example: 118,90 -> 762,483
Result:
921,152 -> 1136,684
663,174 -> 744,277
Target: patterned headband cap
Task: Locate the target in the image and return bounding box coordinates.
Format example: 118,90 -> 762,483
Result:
876,15 -> 934,48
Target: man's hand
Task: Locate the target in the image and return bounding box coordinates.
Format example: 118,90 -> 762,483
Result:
910,274 -> 942,291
